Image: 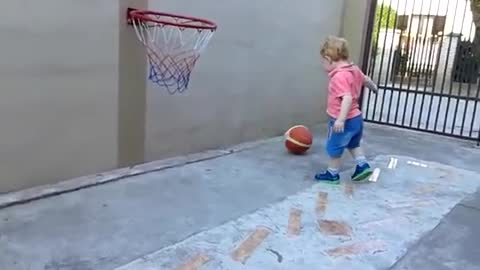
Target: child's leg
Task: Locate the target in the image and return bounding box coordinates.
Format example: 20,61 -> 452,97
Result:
346,117 -> 372,181
348,147 -> 368,166
315,119 -> 352,184
315,156 -> 343,184
320,157 -> 342,181
328,157 -> 342,172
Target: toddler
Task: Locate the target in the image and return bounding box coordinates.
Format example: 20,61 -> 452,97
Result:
315,36 -> 377,184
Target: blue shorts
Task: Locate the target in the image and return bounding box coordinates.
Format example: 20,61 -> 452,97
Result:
326,114 -> 364,158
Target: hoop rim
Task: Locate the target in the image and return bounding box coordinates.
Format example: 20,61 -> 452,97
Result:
129,10 -> 217,31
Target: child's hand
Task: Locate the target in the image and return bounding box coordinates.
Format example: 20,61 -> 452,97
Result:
364,75 -> 378,94
333,120 -> 345,133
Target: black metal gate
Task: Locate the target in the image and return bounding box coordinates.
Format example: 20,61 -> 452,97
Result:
361,0 -> 480,145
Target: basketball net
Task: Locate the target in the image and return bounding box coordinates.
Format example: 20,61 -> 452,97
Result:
130,12 -> 216,94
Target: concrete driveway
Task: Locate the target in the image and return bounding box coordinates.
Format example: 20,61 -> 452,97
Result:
0,124 -> 479,270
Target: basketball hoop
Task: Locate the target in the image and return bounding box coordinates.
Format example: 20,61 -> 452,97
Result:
128,9 -> 217,94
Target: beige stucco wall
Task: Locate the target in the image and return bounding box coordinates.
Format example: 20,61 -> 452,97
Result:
0,0 -> 120,193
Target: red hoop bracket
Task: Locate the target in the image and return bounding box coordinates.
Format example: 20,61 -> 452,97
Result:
126,8 -> 138,25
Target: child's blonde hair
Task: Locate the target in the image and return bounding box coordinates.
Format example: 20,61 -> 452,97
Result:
320,36 -> 350,62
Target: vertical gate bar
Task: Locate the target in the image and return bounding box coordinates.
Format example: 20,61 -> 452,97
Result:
402,0 -> 425,127
443,2 -> 468,134
365,2 -> 385,120
450,4 -> 470,135
433,34 -> 453,131
399,0 -> 418,125
373,3 -> 391,121
416,38 -> 432,128
385,0 -> 403,124
434,0 -> 460,132
425,0 -> 450,131
367,13 -> 378,79
451,54 -> 466,136
365,52 -> 376,119
477,113 -> 480,146
378,0 -> 396,123
459,21 -> 476,137
477,132 -> 480,147
468,74 -> 480,138
366,0 -> 379,79
410,0 -> 435,128
393,0 -> 411,125
417,39 -> 435,129
360,0 -> 378,113
418,0 -> 443,129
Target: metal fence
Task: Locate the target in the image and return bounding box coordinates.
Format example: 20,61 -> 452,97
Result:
361,0 -> 480,145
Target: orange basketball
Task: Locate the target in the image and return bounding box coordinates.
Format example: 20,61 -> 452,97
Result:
284,125 -> 313,154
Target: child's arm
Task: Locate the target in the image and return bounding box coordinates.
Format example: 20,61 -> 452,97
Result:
333,94 -> 353,133
337,94 -> 353,122
364,75 -> 378,93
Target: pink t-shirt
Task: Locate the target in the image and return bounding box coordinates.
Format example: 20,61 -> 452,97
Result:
326,64 -> 364,119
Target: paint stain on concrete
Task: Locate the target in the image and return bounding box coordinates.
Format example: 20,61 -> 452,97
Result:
326,240 -> 386,258
318,220 -> 352,237
231,227 -> 270,264
266,248 -> 283,263
436,167 -> 453,179
174,254 -> 210,270
287,208 -> 302,236
316,192 -> 328,217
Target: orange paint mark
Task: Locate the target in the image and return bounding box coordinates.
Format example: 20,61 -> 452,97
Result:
316,192 -> 328,217
175,254 -> 210,270
231,227 -> 270,264
288,208 -> 303,236
327,240 -> 386,258
318,220 -> 352,237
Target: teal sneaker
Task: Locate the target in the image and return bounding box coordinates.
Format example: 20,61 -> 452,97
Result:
315,170 -> 340,185
351,163 -> 373,182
